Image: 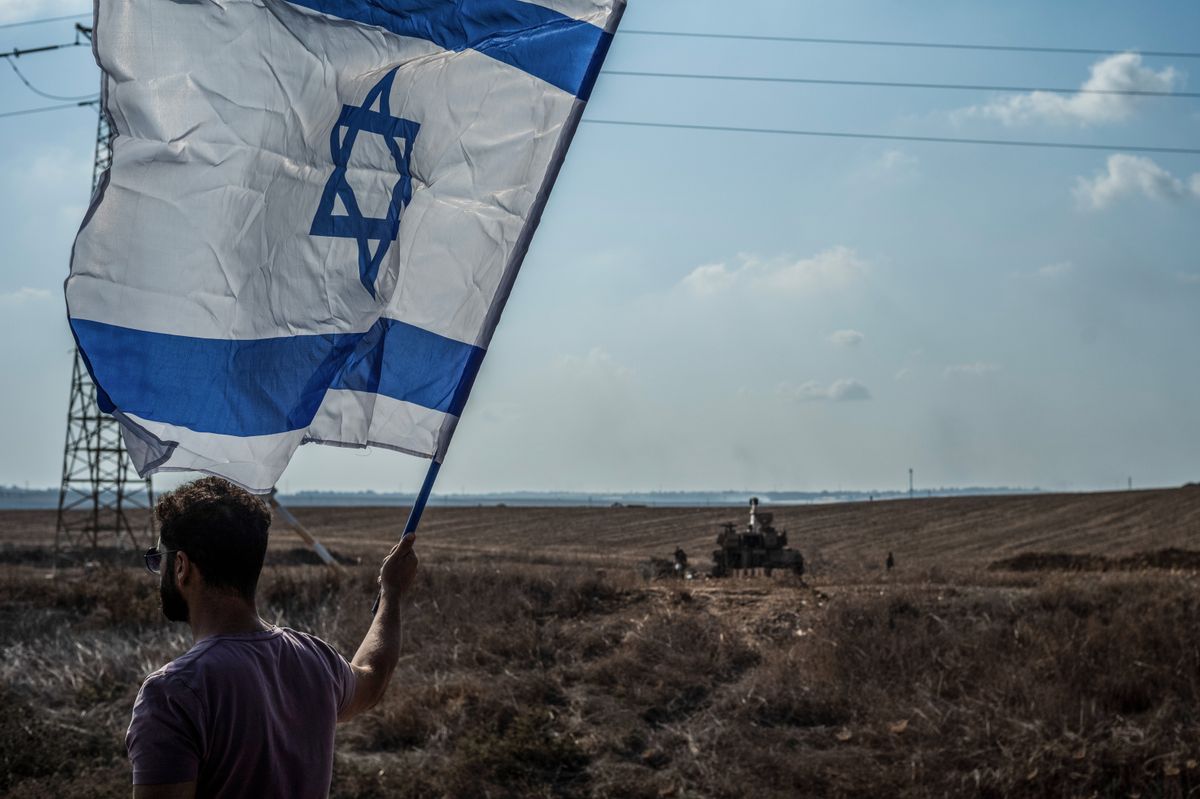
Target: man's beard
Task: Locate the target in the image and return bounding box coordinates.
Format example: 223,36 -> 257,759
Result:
160,557 -> 190,623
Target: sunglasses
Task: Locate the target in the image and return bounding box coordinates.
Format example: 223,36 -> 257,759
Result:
143,547 -> 178,575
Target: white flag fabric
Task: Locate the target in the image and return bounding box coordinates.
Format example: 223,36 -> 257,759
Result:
66,0 -> 624,493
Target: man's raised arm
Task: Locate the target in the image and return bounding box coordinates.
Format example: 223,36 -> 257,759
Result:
338,535 -> 418,722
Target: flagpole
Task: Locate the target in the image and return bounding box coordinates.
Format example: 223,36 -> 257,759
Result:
365,0 -> 625,616
370,458 -> 440,614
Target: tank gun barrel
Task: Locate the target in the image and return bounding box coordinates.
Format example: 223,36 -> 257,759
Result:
709,497 -> 804,579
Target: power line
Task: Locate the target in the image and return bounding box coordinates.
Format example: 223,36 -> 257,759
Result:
4,55 -> 97,101
0,40 -> 84,59
605,69 -> 1198,99
6,16 -> 1195,59
3,15 -> 1197,60
582,118 -> 1200,155
0,100 -> 96,120
619,30 -> 1200,60
4,107 -> 1194,155
0,12 -> 90,30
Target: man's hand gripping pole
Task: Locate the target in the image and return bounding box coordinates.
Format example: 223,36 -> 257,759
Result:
370,460 -> 439,615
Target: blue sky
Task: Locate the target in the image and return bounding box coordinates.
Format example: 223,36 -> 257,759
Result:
1,1 -> 1198,494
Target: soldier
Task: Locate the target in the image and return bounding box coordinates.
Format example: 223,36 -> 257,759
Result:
886,551 -> 895,571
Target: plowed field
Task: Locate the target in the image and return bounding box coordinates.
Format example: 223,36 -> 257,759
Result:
6,484 -> 1199,573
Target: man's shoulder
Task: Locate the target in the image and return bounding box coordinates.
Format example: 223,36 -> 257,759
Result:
142,629 -> 347,689
276,626 -> 320,645
276,627 -> 349,668
135,660 -> 204,718
155,635 -> 226,678
141,630 -> 270,691
139,642 -> 216,700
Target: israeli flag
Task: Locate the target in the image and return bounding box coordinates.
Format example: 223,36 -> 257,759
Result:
66,0 -> 624,492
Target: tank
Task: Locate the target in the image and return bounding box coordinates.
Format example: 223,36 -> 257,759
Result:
710,497 -> 805,578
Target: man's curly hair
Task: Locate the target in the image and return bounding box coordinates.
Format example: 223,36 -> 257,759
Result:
156,477 -> 272,600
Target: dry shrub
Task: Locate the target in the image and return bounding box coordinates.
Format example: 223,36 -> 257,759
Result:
795,576 -> 1200,797
329,753 -> 442,799
6,552 -> 1200,799
259,566 -> 349,619
331,564 -> 640,798
354,671 -> 567,751
584,607 -> 759,726
724,643 -> 850,729
0,684 -> 121,794
992,547 -> 1200,573
1,565 -> 162,631
445,710 -> 589,798
392,564 -> 634,674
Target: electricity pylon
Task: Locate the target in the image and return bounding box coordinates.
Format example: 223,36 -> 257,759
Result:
54,27 -> 153,562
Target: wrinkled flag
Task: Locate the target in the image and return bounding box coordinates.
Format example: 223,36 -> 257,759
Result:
66,0 -> 624,492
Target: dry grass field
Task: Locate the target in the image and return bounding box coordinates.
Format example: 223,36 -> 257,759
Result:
2,485 -> 1199,797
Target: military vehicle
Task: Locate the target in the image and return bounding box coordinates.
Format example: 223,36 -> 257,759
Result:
711,497 -> 804,578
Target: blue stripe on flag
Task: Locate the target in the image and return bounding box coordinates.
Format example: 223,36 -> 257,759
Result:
71,318 -> 485,437
285,0 -> 611,99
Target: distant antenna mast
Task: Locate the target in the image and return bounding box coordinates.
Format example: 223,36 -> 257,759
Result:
54,24 -> 153,563
908,468 -> 914,499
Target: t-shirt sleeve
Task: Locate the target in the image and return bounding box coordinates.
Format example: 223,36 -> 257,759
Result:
303,633 -> 357,717
336,648 -> 355,716
328,640 -> 356,716
126,672 -> 205,786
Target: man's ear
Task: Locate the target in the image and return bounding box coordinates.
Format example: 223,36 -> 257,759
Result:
175,550 -> 192,586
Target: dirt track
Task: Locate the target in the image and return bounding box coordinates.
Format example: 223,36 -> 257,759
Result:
7,484 -> 1198,575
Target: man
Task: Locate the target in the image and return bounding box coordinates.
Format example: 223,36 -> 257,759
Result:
126,477 -> 417,798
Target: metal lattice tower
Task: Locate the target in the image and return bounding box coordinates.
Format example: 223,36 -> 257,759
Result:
54,98 -> 154,561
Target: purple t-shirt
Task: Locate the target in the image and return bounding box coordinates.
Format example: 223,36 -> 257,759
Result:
126,626 -> 355,798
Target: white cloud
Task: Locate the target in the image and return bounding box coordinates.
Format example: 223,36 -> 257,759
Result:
894,368 -> 912,382
1035,261 -> 1075,279
760,247 -> 867,293
876,149 -> 918,173
1177,272 -> 1200,286
853,149 -> 920,184
785,378 -> 872,402
944,362 -> 1001,378
826,379 -> 872,402
827,329 -> 865,347
679,247 -> 867,297
1073,154 -> 1191,210
679,263 -> 736,297
0,287 -> 52,305
554,347 -> 632,381
787,382 -> 826,402
960,53 -> 1177,126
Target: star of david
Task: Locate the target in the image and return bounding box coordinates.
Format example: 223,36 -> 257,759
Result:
310,67 -> 420,299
